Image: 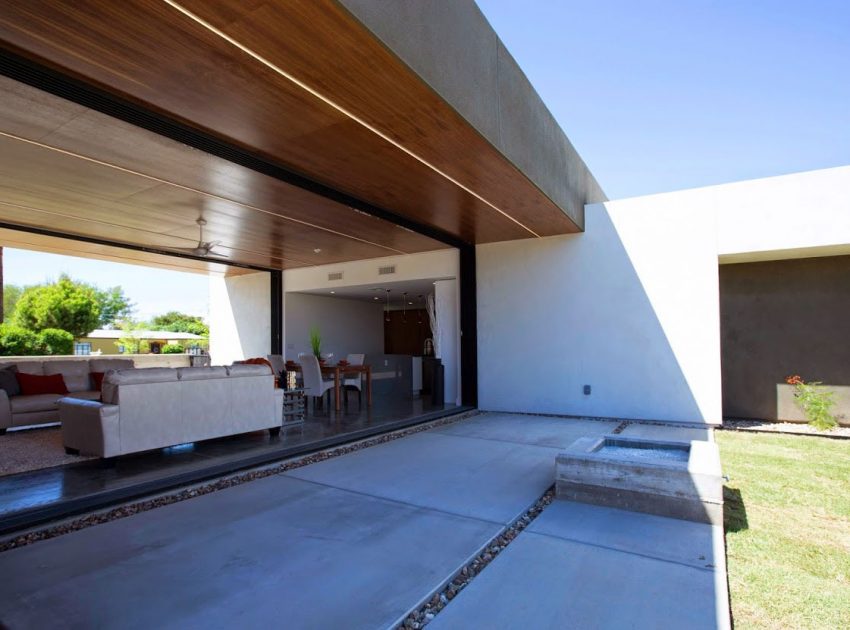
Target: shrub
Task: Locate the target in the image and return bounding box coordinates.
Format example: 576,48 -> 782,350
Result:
161,343 -> 185,354
38,328 -> 74,355
786,375 -> 838,431
0,324 -> 44,356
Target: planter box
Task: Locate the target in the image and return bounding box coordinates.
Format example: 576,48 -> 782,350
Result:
556,436 -> 723,525
776,384 -> 850,426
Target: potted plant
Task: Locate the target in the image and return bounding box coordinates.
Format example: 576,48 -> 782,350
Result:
309,326 -> 323,364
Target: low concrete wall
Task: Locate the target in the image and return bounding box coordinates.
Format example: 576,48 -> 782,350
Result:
0,354 -> 191,368
776,383 -> 850,426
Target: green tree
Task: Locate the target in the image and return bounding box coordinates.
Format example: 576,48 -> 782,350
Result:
95,286 -> 134,328
0,323 -> 42,356
149,311 -> 209,337
115,320 -> 149,355
13,275 -> 101,338
39,328 -> 74,355
3,284 -> 23,323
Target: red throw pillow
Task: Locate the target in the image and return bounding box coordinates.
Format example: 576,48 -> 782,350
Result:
15,372 -> 69,396
90,371 -> 106,392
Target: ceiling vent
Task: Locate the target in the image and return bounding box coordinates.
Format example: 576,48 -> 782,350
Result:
327,271 -> 343,281
378,265 -> 396,276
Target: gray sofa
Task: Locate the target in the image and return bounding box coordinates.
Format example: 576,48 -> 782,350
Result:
0,358 -> 134,433
58,364 -> 284,458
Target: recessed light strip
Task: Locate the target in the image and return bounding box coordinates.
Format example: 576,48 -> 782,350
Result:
162,0 -> 541,239
0,130 -> 407,255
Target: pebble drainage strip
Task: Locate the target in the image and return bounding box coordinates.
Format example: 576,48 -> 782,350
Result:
398,487 -> 555,629
0,410 -> 479,554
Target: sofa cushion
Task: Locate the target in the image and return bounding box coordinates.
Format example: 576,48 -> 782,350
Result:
45,360 -> 91,392
89,358 -> 134,373
177,367 -> 229,381
102,368 -> 178,405
227,364 -> 272,377
105,368 -> 178,385
66,390 -> 102,402
16,372 -> 68,396
10,393 -> 63,414
90,371 -> 106,392
0,361 -> 44,375
0,365 -> 20,396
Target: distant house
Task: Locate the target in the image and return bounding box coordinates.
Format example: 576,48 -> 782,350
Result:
74,329 -> 204,355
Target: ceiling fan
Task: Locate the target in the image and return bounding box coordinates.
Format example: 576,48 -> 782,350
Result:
174,218 -> 228,258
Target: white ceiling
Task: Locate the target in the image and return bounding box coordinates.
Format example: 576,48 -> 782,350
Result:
295,277 -> 451,305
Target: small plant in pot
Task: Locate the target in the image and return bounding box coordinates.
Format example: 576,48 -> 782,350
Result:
786,375 -> 838,431
309,326 -> 323,364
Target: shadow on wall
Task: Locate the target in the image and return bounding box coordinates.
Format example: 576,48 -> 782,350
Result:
720,256 -> 850,421
477,202 -> 719,423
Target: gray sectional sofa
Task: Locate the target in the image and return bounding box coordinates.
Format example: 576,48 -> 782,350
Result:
0,358 -> 133,433
58,364 -> 284,458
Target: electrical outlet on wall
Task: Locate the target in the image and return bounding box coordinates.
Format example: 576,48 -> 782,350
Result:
583,385 -> 592,395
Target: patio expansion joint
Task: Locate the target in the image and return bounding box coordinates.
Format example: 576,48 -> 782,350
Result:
279,474 -> 506,529
523,524 -> 720,573
425,429 -> 568,451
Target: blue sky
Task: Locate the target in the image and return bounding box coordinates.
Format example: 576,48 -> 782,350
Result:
4,250 -> 210,322
477,0 -> 850,199
5,1 -> 848,315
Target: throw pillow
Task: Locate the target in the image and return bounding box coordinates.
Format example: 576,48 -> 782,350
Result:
90,371 -> 106,392
0,365 -> 21,397
15,372 -> 69,396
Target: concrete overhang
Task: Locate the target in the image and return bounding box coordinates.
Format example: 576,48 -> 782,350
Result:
0,0 -> 604,262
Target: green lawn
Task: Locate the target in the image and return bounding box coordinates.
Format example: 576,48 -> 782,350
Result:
717,431 -> 850,629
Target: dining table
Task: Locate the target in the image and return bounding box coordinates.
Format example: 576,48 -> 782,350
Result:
287,362 -> 372,412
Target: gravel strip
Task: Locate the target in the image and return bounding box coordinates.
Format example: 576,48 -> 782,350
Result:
397,487 -> 556,629
722,418 -> 850,438
0,410 -> 479,554
611,420 -> 630,434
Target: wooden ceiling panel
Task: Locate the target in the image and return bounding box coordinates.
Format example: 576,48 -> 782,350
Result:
0,123 -> 448,268
0,0 -> 577,243
0,77 -> 448,257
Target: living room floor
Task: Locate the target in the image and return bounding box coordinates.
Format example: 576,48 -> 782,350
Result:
0,395 -> 460,533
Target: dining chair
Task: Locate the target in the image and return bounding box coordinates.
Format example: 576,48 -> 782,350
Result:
266,354 -> 285,377
298,353 -> 334,410
343,353 -> 366,407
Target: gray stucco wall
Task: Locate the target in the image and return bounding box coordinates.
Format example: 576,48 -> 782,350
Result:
720,255 -> 850,420
337,0 -> 606,230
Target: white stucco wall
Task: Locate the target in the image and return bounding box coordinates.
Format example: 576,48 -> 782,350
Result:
713,165 -> 850,262
435,279 -> 461,405
208,272 -> 271,365
478,200 -> 721,424
478,165 -> 850,425
284,293 -> 384,361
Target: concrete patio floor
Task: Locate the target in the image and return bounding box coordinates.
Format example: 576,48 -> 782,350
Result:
0,413 -> 727,629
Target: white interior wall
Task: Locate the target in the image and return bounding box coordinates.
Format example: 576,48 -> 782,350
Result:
477,165 -> 850,425
208,272 -> 271,365
283,249 -> 461,404
283,249 -> 458,292
284,293 -> 384,361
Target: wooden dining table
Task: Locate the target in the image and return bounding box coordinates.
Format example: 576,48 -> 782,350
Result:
287,363 -> 372,411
